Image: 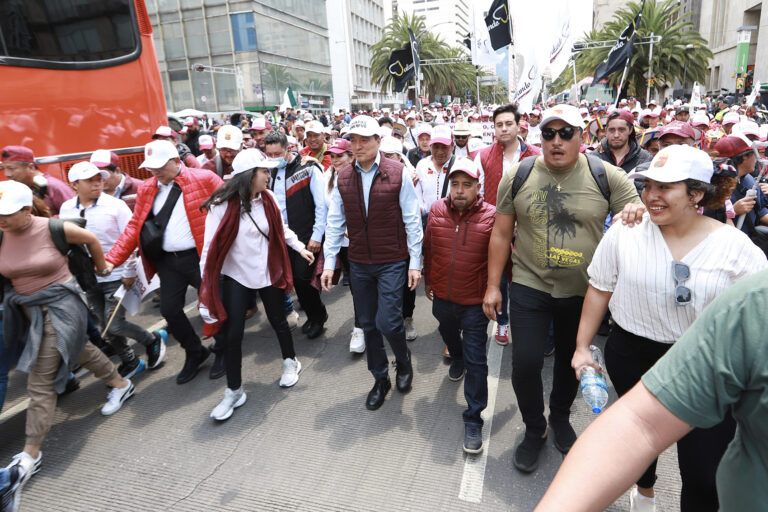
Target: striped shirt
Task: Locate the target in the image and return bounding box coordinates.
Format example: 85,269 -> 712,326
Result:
589,213 -> 768,343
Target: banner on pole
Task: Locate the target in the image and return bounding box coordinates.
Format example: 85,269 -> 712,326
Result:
593,0 -> 645,84
690,81 -> 702,108
485,0 -> 512,51
548,2 -> 573,79
113,258 -> 161,316
472,2 -> 504,66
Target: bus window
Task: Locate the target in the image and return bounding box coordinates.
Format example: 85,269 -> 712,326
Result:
0,0 -> 139,68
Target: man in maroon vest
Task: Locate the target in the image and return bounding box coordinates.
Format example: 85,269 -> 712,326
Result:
320,115 -> 423,411
474,103 -> 540,346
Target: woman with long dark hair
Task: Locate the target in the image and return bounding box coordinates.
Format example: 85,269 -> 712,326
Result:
199,149 -> 314,421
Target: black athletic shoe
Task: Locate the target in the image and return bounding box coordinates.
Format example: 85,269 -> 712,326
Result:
146,329 -> 167,369
513,432 -> 547,473
448,359 -> 466,381
549,415 -> 577,454
176,347 -> 211,384
118,358 -> 146,379
463,423 -> 483,454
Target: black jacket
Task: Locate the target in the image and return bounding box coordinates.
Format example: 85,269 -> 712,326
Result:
591,137 -> 652,174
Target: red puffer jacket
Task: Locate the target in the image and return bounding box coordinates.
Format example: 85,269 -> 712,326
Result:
106,164 -> 223,279
424,196 -> 496,305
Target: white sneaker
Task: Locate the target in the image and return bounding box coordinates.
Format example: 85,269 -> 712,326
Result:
494,323 -> 509,346
279,358 -> 302,387
210,387 -> 247,421
405,317 -> 417,341
6,451 -> 41,484
286,310 -> 300,330
630,487 -> 657,512
350,328 -> 366,353
100,379 -> 135,416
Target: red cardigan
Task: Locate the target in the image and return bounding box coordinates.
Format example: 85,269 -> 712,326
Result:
106,164 -> 223,279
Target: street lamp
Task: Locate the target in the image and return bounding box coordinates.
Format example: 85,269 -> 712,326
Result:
191,63 -> 245,112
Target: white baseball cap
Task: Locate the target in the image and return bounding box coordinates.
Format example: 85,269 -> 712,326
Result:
251,117 -> 268,131
305,121 -> 324,134
0,179 -> 33,215
414,123 -> 432,138
216,125 -> 243,151
230,148 -> 279,177
152,126 -> 175,139
540,104 -> 585,130
303,113 -> 314,121
447,157 -> 480,180
380,135 -> 403,154
347,115 -> 380,137
629,145 -> 713,184
691,112 -> 710,127
732,120 -> 761,139
198,134 -> 215,150
68,161 -> 109,182
722,112 -> 741,126
184,116 -> 196,126
294,120 -> 305,128
430,125 -> 453,146
139,140 -> 180,169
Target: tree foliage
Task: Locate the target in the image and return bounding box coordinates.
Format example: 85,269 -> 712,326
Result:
370,12 -> 478,100
552,0 -> 713,100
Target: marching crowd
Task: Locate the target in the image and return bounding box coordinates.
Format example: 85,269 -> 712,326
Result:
1,93 -> 768,512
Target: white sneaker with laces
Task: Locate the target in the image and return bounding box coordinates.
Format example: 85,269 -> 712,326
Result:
495,323 -> 509,346
286,310 -> 300,330
405,317 -> 417,341
350,328 -> 366,353
210,387 -> 247,421
629,487 -> 657,512
6,451 -> 40,485
279,358 -> 302,387
100,379 -> 135,416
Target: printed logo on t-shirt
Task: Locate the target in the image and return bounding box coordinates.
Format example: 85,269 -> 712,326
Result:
526,185 -> 585,269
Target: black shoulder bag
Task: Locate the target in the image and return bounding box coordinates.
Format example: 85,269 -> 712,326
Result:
140,183 -> 182,261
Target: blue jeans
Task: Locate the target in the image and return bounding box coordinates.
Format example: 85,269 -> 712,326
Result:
0,467 -> 9,493
432,297 -> 489,425
349,260 -> 409,379
497,274 -> 509,326
0,307 -> 22,413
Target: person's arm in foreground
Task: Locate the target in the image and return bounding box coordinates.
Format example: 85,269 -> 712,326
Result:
535,382 -> 692,512
482,212 -> 515,320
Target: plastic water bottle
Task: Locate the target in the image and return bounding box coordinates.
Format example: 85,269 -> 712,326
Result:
579,345 -> 608,414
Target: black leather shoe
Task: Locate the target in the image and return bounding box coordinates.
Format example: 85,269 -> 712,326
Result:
395,349 -> 413,392
209,350 -> 226,379
176,346 -> 210,384
365,377 -> 391,410
306,321 -> 325,339
301,319 -> 312,334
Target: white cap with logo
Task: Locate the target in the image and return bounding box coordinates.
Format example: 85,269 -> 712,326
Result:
540,104 -> 585,130
139,140 -> 180,169
347,116 -> 380,137
68,161 -> 109,182
0,180 -> 33,215
305,121 -> 324,134
629,145 -> 713,184
230,148 -> 279,177
217,125 -> 244,151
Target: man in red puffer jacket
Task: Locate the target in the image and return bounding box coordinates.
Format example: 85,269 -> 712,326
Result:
105,140 -> 223,385
423,157 -> 495,456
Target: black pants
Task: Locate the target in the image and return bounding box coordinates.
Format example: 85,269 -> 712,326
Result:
339,247 -> 360,329
154,249 -> 203,356
288,247 -> 327,324
508,283 -> 583,436
220,276 -> 295,390
606,324 -> 735,511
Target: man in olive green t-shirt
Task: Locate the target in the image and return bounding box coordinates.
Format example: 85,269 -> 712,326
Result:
537,269 -> 768,512
483,104 -> 641,473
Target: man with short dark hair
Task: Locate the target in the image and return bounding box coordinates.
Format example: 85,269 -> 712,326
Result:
321,115 -> 423,411
592,110 -> 651,173
658,121 -> 697,150
265,131 -> 328,338
0,145 -> 73,216
299,121 -> 332,170
483,105 -> 641,474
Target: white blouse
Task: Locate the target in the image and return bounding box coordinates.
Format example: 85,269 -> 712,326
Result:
588,213 -> 768,343
199,190 -> 305,290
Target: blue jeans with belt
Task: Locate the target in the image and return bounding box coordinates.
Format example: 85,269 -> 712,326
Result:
348,260 -> 410,380
432,297 -> 489,425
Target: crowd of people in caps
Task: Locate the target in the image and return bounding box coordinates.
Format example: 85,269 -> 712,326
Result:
1,92 -> 768,512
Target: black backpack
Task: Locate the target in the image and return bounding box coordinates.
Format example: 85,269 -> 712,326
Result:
0,217 -> 98,292
508,154 -> 611,201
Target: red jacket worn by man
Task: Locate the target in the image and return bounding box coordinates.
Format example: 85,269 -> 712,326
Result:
476,136 -> 540,206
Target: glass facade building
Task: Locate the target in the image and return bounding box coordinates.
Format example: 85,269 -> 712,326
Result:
146,0 -> 332,113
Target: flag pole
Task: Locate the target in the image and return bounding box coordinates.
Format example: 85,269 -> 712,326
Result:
614,57 -> 631,107
409,35 -> 422,112
507,0 -> 515,102
572,56 -> 579,103
646,32 -> 655,105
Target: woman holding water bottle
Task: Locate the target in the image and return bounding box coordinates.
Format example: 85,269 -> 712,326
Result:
571,145 -> 767,512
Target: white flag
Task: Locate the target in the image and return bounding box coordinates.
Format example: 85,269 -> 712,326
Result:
548,2 -> 573,79
512,1 -> 550,112
690,81 -> 702,108
746,81 -> 761,108
113,258 -> 161,316
471,2 -> 503,66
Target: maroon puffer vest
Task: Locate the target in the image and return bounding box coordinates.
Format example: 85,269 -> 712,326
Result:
337,153 -> 409,264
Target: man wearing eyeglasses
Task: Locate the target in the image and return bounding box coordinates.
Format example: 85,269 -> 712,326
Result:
452,121 -> 474,159
483,104 -> 641,474
90,150 -> 142,211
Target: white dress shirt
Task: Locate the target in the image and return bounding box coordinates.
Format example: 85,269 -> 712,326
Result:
453,145 -> 469,158
589,214 -> 768,343
59,193 -> 137,282
415,156 -> 453,214
199,190 -> 305,290
153,180 -> 195,252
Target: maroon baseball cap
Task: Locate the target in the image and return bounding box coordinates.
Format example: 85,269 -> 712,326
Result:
327,138 -> 351,154
1,145 -> 35,163
660,121 -> 696,141
607,109 -> 635,128
713,135 -> 753,158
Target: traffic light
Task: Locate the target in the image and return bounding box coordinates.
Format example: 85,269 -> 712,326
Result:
193,64 -> 205,72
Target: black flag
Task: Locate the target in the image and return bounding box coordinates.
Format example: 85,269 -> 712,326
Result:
408,27 -> 420,77
485,0 -> 511,51
593,0 -> 645,83
387,45 -> 416,93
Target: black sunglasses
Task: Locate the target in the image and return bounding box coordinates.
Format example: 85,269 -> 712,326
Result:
541,126 -> 577,141
672,261 -> 692,307
454,135 -> 469,139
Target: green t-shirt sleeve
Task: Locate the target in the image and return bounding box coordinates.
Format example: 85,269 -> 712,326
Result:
642,275 -> 765,428
605,162 -> 642,213
495,165 -> 519,215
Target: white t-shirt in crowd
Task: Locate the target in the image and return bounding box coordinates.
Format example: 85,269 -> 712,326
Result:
589,213 -> 768,343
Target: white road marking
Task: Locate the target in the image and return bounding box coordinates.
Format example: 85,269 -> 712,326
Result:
0,302 -> 197,425
459,322 -> 504,503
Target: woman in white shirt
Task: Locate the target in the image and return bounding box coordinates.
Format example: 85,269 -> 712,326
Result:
571,145 -> 767,512
199,149 -> 314,421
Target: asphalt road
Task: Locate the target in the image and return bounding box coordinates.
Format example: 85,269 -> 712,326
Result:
0,284 -> 682,511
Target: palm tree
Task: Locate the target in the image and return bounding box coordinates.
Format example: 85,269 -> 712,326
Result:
261,63 -> 295,103
552,0 -> 712,100
370,12 -> 477,101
